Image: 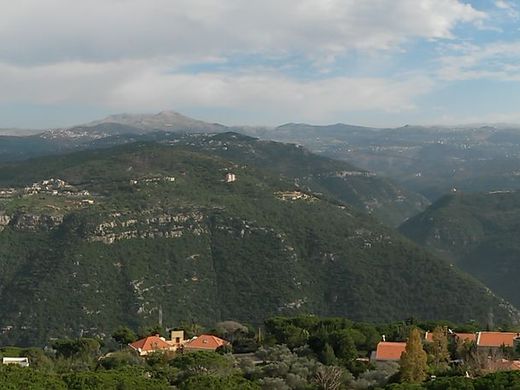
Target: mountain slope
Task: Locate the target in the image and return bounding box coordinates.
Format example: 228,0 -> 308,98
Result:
257,122 -> 520,201
85,110 -> 228,133
162,132 -> 430,226
0,129 -> 430,226
399,191 -> 520,309
0,142 -> 517,346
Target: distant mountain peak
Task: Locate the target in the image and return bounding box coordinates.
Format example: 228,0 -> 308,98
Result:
84,110 -> 229,133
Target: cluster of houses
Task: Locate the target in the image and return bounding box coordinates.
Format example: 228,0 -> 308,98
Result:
128,330 -> 229,357
129,176 -> 176,186
24,178 -> 90,197
372,330 -> 520,370
274,191 -> 315,201
19,178 -> 94,206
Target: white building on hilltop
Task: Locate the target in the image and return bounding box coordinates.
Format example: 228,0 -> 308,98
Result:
225,173 -> 237,183
2,357 -> 29,367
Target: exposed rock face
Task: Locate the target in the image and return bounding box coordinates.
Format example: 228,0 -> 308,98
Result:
87,210 -> 207,244
0,214 -> 11,232
10,213 -> 64,231
0,208 -> 208,242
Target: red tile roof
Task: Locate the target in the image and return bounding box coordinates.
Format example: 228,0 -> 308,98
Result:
374,342 -> 406,361
477,332 -> 520,347
129,336 -> 172,352
184,334 -> 229,351
454,333 -> 477,343
496,359 -> 520,371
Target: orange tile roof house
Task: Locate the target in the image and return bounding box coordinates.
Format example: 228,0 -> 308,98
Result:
183,334 -> 229,352
476,332 -> 520,348
129,335 -> 175,356
371,341 -> 407,362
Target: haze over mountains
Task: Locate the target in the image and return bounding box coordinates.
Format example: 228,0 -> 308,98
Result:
6,110 -> 520,203
2,110 -> 520,345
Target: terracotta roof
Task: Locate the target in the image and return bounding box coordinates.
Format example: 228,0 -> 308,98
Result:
184,334 -> 229,350
455,333 -> 477,343
374,342 -> 406,361
495,359 -> 520,371
477,332 -> 520,347
129,336 -> 171,352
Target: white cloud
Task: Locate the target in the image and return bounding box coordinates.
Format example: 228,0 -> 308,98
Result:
437,41 -> 520,81
0,60 -> 433,123
0,1 -> 487,126
0,0 -> 485,65
495,0 -> 518,18
110,70 -> 433,118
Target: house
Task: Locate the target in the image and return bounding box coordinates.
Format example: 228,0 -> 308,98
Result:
225,173 -> 237,183
129,335 -> 175,356
183,334 -> 229,352
476,332 -> 520,349
371,341 -> 406,362
2,357 -> 29,367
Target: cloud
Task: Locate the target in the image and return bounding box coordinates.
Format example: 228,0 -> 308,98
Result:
0,60 -> 433,123
0,1 -> 488,126
437,41 -> 520,81
0,0 -> 485,66
494,0 -> 518,18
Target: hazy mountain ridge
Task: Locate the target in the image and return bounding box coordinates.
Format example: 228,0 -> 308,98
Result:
253,122 -> 520,201
0,115 -> 432,226
84,110 -> 229,133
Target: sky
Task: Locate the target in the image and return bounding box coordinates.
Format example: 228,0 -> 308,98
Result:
1,0 -> 520,129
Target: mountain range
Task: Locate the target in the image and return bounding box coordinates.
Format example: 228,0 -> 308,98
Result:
1,111 -> 520,346
0,113 -> 432,226
0,136 -> 517,346
5,111 -> 520,204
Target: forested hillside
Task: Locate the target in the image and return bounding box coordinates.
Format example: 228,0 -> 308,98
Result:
400,191 -> 520,309
0,142 -> 516,346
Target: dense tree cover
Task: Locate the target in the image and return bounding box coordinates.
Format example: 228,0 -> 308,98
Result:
111,326 -> 136,348
1,316 -> 520,389
400,191 -> 520,309
387,371 -> 520,389
52,338 -> 101,360
0,142 -> 514,346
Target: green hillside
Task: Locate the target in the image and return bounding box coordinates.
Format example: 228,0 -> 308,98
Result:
400,191 -> 520,309
170,132 -> 430,226
0,142 -> 517,346
0,131 -> 429,226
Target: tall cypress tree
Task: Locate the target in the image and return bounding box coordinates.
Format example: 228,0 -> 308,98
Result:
400,327 -> 428,383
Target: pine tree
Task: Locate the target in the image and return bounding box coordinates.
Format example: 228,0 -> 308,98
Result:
430,326 -> 450,371
400,327 -> 428,383
320,343 -> 337,365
